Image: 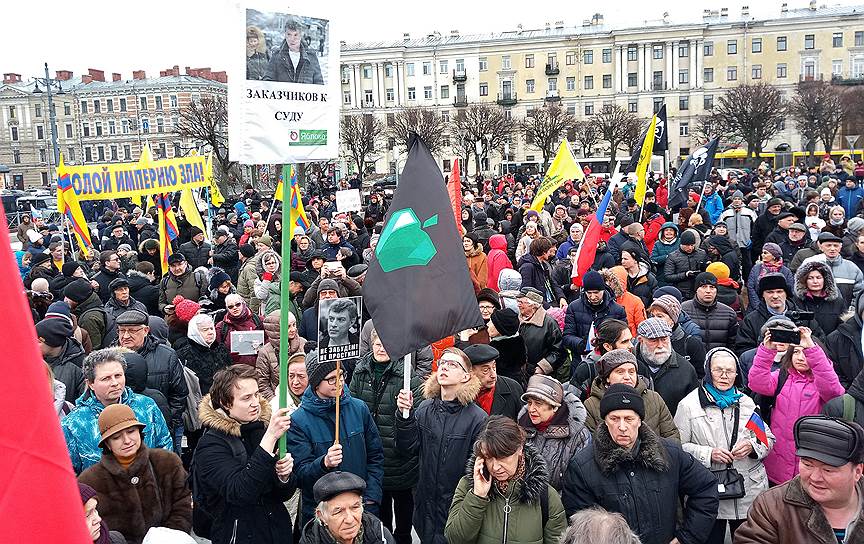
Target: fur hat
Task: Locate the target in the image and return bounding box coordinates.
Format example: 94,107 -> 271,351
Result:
490,308 -> 520,337
757,273 -> 790,298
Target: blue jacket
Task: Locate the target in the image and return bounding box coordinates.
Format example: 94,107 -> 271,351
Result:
62,387 -> 172,474
838,185 -> 864,218
702,193 -> 725,225
286,386 -> 384,526
556,237 -> 580,260
563,291 -> 627,356
651,223 -> 680,286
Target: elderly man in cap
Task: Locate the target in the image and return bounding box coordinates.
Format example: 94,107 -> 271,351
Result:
301,471 -> 395,544
736,416 -> 864,543
157,252 -> 207,314
634,317 -> 698,416
464,343 -> 525,420
517,286 -> 568,379
116,309 -> 187,452
104,277 -> 147,321
802,231 -> 864,306
563,383 -> 718,544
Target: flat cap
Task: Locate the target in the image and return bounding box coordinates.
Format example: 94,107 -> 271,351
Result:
313,471 -> 367,503
462,343 -> 500,366
116,309 -> 149,326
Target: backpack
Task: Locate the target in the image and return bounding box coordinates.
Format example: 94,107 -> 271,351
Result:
540,486 -> 549,528
842,394 -> 858,422
187,428 -> 247,539
160,268 -> 206,297
79,306 -> 116,349
754,368 -> 788,426
218,313 -> 262,344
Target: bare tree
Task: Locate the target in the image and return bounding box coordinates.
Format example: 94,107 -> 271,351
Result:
389,106 -> 448,155
175,95 -> 236,191
340,114 -> 383,180
451,103 -> 514,174
624,116 -> 648,156
521,103 -> 576,171
569,122 -> 601,158
589,105 -> 640,170
843,87 -> 864,147
788,82 -> 824,165
705,82 -> 785,166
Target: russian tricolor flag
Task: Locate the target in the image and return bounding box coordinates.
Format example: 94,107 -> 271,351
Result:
571,173 -> 619,287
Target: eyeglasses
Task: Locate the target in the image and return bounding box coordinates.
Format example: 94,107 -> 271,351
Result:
325,372 -> 344,386
478,304 -> 496,311
118,326 -> 146,337
439,359 -> 467,373
226,303 -> 243,309
711,369 -> 737,377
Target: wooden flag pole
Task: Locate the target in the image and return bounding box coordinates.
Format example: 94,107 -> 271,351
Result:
334,359 -> 342,445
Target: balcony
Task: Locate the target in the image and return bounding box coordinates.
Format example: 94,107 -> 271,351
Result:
452,69 -> 467,82
497,92 -> 517,106
832,73 -> 864,86
545,63 -> 559,76
651,81 -> 667,91
361,101 -> 375,109
545,90 -> 561,102
799,73 -> 824,82
453,95 -> 468,107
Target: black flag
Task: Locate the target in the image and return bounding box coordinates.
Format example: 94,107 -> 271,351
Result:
624,104 -> 667,173
364,136 -> 483,361
668,137 -> 720,210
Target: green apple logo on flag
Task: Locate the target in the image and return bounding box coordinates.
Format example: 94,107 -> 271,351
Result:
375,208 -> 438,272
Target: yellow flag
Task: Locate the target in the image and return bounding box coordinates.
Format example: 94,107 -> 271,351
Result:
179,189 -> 208,240
130,194 -> 143,208
530,140 -> 584,212
145,194 -> 156,212
205,154 -> 225,207
633,115 -> 657,205
274,180 -> 284,202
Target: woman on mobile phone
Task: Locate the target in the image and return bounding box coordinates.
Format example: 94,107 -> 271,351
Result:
747,325 -> 844,484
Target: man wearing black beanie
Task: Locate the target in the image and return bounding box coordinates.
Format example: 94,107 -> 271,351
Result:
36,315 -> 85,403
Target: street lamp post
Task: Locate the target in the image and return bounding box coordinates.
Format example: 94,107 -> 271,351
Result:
484,133 -> 492,175
32,62 -> 64,184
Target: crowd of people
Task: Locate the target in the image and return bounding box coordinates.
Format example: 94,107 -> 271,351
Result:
18,157 -> 864,544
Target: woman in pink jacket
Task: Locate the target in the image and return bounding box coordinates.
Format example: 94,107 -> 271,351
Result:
747,326 -> 844,484
486,234 -> 513,292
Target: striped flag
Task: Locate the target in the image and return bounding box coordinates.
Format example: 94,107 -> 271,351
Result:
745,411 -> 770,448
56,155 -> 93,258
571,168 -> 620,287
156,194 -> 178,275
276,165 -> 310,231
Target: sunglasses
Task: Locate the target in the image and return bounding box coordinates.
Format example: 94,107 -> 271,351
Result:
227,303 -> 243,309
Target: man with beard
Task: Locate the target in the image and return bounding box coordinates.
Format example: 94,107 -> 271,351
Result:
633,317 -> 698,416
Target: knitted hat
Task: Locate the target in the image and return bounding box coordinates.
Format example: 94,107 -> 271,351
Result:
653,286 -> 683,302
847,217 -> 864,234
582,270 -> 606,291
649,295 -> 681,323
731,190 -> 744,200
598,349 -> 638,380
704,262 -> 729,281
521,374 -> 564,407
258,234 -> 273,247
45,301 -> 73,320
317,278 -> 340,295
244,219 -> 255,228
173,296 -> 201,323
79,482 -> 98,505
61,261 -> 82,277
679,231 -> 697,246
117,244 -> 132,253
490,308 -> 520,337
97,404 -> 145,447
600,383 -> 645,419
757,273 -> 790,297
209,269 -> 231,291
305,349 -> 338,389
35,316 -> 73,348
189,226 -> 204,238
63,278 -> 93,304
239,244 -> 256,259
761,243 -> 782,260
637,317 -> 672,339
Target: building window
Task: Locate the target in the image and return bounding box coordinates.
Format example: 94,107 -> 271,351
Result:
704,95 -> 714,109
804,34 -> 815,50
679,96 -> 689,110
121,119 -> 129,133
704,42 -> 714,56
67,147 -> 75,162
12,150 -> 20,164
119,98 -> 127,111
386,88 -> 394,101
439,60 -> 448,74
363,65 -> 373,78
170,95 -> 177,108
93,100 -> 100,113
602,48 -> 612,63
777,36 -> 787,51
139,96 -> 148,110
727,40 -> 737,55
727,67 -> 738,81
584,76 -> 593,90
155,96 -> 163,110
679,43 -> 689,57
121,145 -> 129,160
423,86 -> 432,99
653,45 -> 663,59
680,122 -> 689,137
583,50 -> 593,64
455,59 -> 464,72
107,120 -> 115,135
526,79 -> 535,93
364,90 -> 373,104
628,73 -> 637,87
84,147 -> 92,162
585,103 -> 594,115
602,74 -> 612,88
173,142 -> 182,157
407,87 -> 416,100
110,146 -> 118,161
502,55 -> 511,70
479,83 -> 488,96
525,54 -> 534,69
777,63 -> 787,78
64,103 -> 71,115
97,146 -> 105,161
856,31 -> 864,47
479,58 -> 487,71
35,104 -> 42,117
752,38 -> 762,53
82,123 -> 89,137
80,100 -> 88,114
548,78 -> 557,91
833,60 -> 843,76
440,85 -> 449,99
566,104 -> 576,115
65,124 -> 73,138
679,70 -> 689,84
406,63 -> 415,76
833,32 -> 843,47
628,101 -> 638,113
627,46 -> 637,61
37,125 -> 44,139
39,149 -> 47,163
566,77 -> 575,91
441,111 -> 450,123
419,61 -> 429,76
156,118 -> 164,133
653,71 -> 663,89
566,51 -> 576,65
751,65 -> 762,79
704,68 -> 714,82
106,99 -> 113,112
653,98 -> 664,113
343,90 -> 351,104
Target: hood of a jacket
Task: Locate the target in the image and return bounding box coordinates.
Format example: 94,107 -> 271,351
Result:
706,235 -> 736,256
600,266 -> 628,298
660,222 -> 679,236
489,234 -> 507,251
422,372 -> 482,406
794,260 -> 840,301
462,441 -> 549,504
498,269 -> 522,291
498,220 -> 512,235
263,310 -> 280,345
199,393 -> 272,437
517,390 -> 587,439
256,249 -> 282,276
589,374 -> 648,403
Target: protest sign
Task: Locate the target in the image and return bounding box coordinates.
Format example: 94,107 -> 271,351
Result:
335,189 -> 362,212
318,296 -> 362,362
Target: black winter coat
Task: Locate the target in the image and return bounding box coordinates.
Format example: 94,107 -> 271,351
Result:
562,424 -> 718,544
680,299 -> 738,350
735,300 -> 824,356
520,307 -> 569,375
825,316 -> 864,390
127,271 -> 160,316
490,334 -> 528,389
485,375 -> 524,420
793,259 -> 848,335
517,254 -> 564,308
93,268 -> 126,303
46,338 -> 86,403
212,239 -> 240,283
663,248 -> 708,300
563,291 -> 627,356
635,348 -> 698,416
179,240 -> 212,271
176,340 -> 232,395
137,335 -> 188,429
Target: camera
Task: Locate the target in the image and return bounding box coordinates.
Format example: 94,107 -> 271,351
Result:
785,310 -> 814,325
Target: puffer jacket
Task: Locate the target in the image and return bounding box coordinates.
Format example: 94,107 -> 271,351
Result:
747,344 -> 844,484
394,374 -> 487,544
486,234 -> 513,291
625,262 -> 658,309
562,423 -> 719,544
62,387 -> 173,474
680,298 -> 738,350
650,222 -> 680,286
74,291 -> 109,350
664,247 -> 708,300
562,290 -> 627,357
44,337 -> 86,403
517,391 -> 591,491
793,259 -> 848,334
444,443 -> 567,544
517,253 -> 563,307
236,254 -> 262,313
466,246 -> 489,291
583,377 -> 680,441
349,352 -> 424,491
253,249 -> 282,313
601,266 -> 646,337
674,386 -> 774,521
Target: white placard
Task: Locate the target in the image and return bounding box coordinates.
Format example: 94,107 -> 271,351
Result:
230,330 -> 265,356
229,0 -> 340,164
335,189 -> 362,212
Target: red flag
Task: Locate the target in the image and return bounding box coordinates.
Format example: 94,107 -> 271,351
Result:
449,159 -> 462,232
572,217 -> 602,288
0,206 -> 91,543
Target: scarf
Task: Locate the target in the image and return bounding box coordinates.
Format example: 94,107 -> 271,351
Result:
759,259 -> 783,277
494,454 -> 526,497
476,386 -> 495,415
704,383 -> 743,409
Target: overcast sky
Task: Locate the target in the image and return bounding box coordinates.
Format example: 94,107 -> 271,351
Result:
2,1 -> 859,80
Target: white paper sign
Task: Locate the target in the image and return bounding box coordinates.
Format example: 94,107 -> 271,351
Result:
229,1 -> 340,164
230,330 -> 265,356
335,189 -> 362,212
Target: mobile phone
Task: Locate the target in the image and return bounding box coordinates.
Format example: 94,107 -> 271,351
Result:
481,464 -> 490,480
769,327 -> 800,345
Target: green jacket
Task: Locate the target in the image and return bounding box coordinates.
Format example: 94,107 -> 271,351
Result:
349,352 -> 424,490
444,444 -> 566,544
